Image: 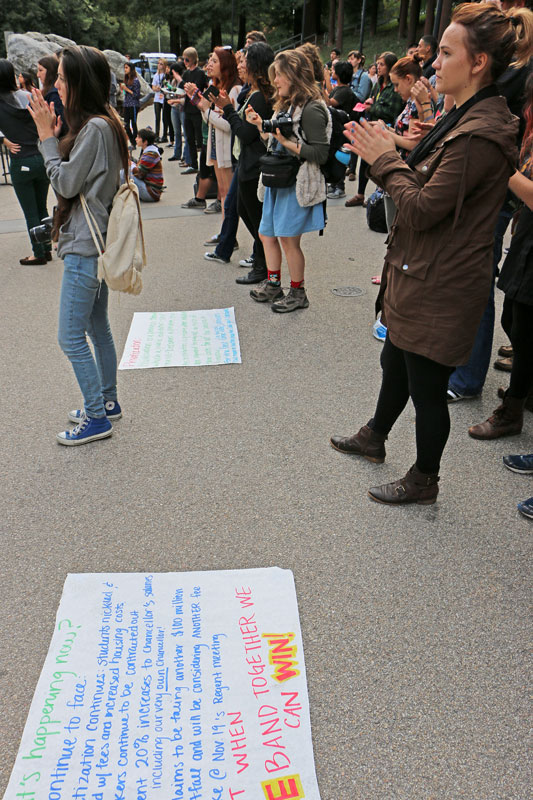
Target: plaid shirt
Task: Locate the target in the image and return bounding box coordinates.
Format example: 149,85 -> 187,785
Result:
368,80 -> 404,127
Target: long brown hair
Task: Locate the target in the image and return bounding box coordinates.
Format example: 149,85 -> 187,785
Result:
269,50 -> 322,112
54,46 -> 129,236
212,47 -> 239,92
123,61 -> 137,86
38,54 -> 59,96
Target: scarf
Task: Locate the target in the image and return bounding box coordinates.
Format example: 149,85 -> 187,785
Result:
407,84 -> 498,169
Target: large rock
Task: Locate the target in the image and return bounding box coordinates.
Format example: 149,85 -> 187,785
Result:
6,33 -> 62,76
103,50 -> 151,95
6,33 -> 151,97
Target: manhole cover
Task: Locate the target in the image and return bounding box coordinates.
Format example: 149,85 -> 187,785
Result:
331,286 -> 365,297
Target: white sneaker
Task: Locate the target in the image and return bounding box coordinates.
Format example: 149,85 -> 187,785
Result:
239,256 -> 254,268
204,251 -> 229,264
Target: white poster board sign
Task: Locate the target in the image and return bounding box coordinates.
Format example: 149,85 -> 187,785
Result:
3,569 -> 320,800
119,309 -> 241,369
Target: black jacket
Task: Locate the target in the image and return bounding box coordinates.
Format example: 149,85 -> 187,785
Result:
498,205 -> 533,306
222,89 -> 272,182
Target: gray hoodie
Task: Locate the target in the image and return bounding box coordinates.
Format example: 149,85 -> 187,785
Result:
39,117 -> 121,258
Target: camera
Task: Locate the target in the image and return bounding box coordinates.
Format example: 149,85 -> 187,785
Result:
29,216 -> 54,246
262,112 -> 293,138
203,85 -> 219,99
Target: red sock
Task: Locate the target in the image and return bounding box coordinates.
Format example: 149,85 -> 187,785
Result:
268,270 -> 281,284
291,279 -> 304,289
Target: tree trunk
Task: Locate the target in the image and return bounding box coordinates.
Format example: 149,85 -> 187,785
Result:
169,22 -> 180,57
424,0 -> 436,35
438,0 -> 453,38
399,0 -> 409,39
369,0 -> 379,37
407,0 -> 421,44
328,0 -> 336,45
237,13 -> 246,50
336,0 -> 344,50
210,22 -> 222,51
303,0 -> 322,38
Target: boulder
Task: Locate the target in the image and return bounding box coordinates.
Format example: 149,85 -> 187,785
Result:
6,33 -> 151,97
6,33 -> 62,76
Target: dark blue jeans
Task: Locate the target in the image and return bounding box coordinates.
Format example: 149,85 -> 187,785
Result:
215,167 -> 240,261
448,202 -> 513,396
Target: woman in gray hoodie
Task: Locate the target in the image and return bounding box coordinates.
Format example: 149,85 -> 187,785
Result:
29,45 -> 129,446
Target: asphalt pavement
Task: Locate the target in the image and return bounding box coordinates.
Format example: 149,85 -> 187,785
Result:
0,121 -> 531,799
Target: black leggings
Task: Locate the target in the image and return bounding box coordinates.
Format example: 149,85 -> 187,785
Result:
238,177 -> 266,269
358,158 -> 370,196
123,106 -> 138,146
184,114 -> 203,169
501,297 -> 533,399
370,336 -> 454,474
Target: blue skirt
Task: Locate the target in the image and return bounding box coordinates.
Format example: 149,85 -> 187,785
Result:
259,185 -> 325,237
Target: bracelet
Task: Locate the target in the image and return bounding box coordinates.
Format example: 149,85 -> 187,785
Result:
421,102 -> 431,106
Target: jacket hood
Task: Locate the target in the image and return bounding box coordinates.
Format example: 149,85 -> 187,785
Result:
444,95 -> 519,170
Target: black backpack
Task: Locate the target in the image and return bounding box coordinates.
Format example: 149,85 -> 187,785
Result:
298,104 -> 349,185
366,188 -> 388,233
322,106 -> 350,184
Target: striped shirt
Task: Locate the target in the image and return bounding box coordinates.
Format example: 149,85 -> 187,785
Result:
132,144 -> 163,200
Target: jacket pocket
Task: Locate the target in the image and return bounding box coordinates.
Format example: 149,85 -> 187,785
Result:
390,255 -> 431,282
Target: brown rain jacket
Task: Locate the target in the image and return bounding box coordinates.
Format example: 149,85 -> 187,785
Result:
370,96 -> 518,367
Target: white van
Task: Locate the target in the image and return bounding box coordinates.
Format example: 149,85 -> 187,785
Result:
138,52 -> 177,82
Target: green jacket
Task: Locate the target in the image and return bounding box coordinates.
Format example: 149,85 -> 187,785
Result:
367,80 -> 404,127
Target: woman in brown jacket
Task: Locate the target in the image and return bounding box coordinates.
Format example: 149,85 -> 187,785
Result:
330,3 -> 519,505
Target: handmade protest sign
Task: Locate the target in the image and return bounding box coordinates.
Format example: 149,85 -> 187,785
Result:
3,568 -> 320,800
119,308 -> 241,370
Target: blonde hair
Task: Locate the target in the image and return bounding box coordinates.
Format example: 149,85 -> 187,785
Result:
508,7 -> 533,70
269,49 -> 322,112
183,47 -> 198,65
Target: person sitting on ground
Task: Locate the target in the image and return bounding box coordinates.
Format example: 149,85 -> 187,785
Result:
417,34 -> 439,78
132,127 -> 164,202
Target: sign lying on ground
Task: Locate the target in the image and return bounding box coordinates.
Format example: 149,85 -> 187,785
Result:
119,308 -> 241,369
3,568 -> 320,800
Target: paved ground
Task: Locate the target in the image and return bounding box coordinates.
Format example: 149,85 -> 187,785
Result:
0,117 -> 531,799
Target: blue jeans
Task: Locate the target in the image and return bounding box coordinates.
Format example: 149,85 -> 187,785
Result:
448,202 -> 514,396
215,167 -> 240,261
58,255 -> 118,418
171,107 -> 182,159
133,175 -> 156,202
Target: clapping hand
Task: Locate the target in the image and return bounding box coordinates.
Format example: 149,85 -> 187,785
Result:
343,118 -> 395,165
213,89 -> 229,109
28,88 -> 61,141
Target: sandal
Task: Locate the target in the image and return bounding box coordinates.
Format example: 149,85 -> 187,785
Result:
371,276 -> 381,285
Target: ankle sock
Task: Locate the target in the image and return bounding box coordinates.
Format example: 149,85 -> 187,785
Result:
268,270 -> 281,285
290,279 -> 304,289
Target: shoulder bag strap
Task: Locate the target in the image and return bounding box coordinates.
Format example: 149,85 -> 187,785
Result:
80,193 -> 105,255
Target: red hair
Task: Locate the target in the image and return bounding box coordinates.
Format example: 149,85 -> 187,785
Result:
213,47 -> 239,92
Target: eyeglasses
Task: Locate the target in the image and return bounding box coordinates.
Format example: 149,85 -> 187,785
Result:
184,57 -> 190,63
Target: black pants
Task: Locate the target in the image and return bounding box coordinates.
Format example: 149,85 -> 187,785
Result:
123,106 -> 138,146
162,100 -> 173,142
370,336 -> 454,474
358,158 -> 370,196
501,297 -> 533,399
184,114 -> 203,169
238,177 -> 266,269
154,102 -> 162,137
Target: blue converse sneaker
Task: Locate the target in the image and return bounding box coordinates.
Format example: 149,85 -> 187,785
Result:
69,400 -> 122,424
57,415 -> 113,446
517,497 -> 533,520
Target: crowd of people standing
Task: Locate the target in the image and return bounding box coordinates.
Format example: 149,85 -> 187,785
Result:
0,5 -> 532,519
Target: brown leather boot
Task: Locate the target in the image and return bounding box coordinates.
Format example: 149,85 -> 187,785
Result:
468,395 -> 525,440
368,464 -> 439,505
330,424 -> 387,463
500,386 -> 533,413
